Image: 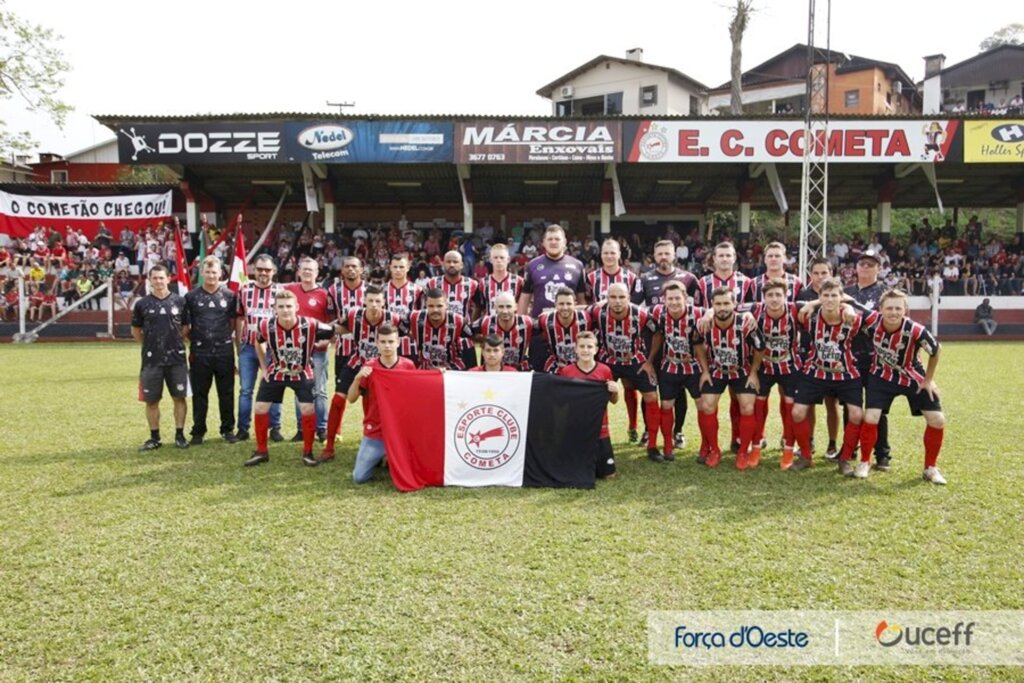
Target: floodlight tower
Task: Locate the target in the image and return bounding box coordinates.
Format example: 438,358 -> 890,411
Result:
797,0 -> 831,280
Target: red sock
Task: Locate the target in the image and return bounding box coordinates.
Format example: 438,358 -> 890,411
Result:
301,413 -> 316,455
793,418 -> 812,460
839,422 -> 861,461
624,389 -> 638,431
924,426 -> 944,468
738,413 -> 756,457
324,394 -> 346,453
754,399 -> 768,442
859,422 -> 878,463
255,412 -> 269,453
645,401 -> 660,448
729,395 -> 740,444
781,402 -> 794,448
660,407 -> 674,454
699,411 -> 720,454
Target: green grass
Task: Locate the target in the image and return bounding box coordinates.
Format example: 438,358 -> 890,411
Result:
0,342 -> 1021,681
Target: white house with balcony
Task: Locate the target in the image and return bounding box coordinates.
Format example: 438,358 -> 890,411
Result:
536,49 -> 708,117
921,45 -> 1024,114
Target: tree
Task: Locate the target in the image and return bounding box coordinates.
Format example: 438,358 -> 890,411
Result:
115,165 -> 181,185
728,0 -> 755,115
0,3 -> 72,154
979,23 -> 1023,51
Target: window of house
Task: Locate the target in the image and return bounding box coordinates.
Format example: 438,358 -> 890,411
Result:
640,85 -> 658,107
556,100 -> 572,117
689,95 -> 700,115
605,92 -> 623,115
51,170 -> 68,183
844,89 -> 860,108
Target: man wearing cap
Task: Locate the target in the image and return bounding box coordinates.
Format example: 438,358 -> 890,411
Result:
844,249 -> 892,470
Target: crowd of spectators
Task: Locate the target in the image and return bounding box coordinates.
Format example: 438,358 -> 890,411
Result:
2,212 -> 1023,322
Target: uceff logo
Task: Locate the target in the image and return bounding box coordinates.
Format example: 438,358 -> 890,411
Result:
874,620 -> 976,647
674,625 -> 810,650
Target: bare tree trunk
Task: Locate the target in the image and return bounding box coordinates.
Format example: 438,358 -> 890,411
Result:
729,0 -> 754,115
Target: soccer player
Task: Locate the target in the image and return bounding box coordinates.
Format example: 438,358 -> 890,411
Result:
587,238 -> 637,304
286,257 -> 335,440
471,334 -> 519,372
349,324 -> 417,484
643,282 -> 704,461
853,289 -> 947,483
537,286 -> 591,373
475,291 -> 533,370
319,284 -> 405,463
384,253 -> 421,331
478,243 -> 523,316
559,331 -> 620,480
131,264 -> 190,451
694,287 -> 764,469
749,278 -> 803,468
789,278 -> 866,472
408,288 -> 475,370
635,240 -> 700,446
844,249 -> 892,470
518,224 -> 587,371
244,289 -> 341,468
795,257 -> 840,459
184,255 -> 238,445
235,255 -> 282,443
751,241 -> 803,302
592,283 -> 662,461
427,250 -> 480,368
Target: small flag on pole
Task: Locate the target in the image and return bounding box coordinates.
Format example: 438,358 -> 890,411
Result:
173,224 -> 191,296
228,222 -> 248,294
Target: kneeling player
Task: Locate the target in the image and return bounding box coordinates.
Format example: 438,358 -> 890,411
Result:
245,290 -> 341,468
858,289 -> 947,483
559,331 -> 620,479
694,287 -> 764,468
349,324 -> 416,483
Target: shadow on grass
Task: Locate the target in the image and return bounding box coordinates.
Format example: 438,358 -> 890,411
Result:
28,438 -> 922,523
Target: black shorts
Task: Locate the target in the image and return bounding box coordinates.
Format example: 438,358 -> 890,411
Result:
657,370 -> 702,401
596,438 -> 616,478
139,364 -> 188,402
793,374 -> 862,407
702,375 -> 756,396
609,362 -> 657,394
758,371 -> 799,399
256,378 -> 315,404
335,363 -> 360,393
865,375 -> 942,415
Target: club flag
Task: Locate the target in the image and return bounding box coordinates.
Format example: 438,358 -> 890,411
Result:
196,226 -> 207,286
228,224 -> 248,294
371,370 -> 608,491
173,224 -> 191,296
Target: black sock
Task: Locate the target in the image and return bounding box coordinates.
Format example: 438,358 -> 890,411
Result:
151,430 -> 160,441
828,439 -> 836,450
175,428 -> 184,439
674,400 -> 687,434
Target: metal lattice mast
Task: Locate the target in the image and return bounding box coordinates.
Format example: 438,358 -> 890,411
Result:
798,0 -> 831,281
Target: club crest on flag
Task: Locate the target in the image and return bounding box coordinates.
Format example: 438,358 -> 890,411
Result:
454,404 -> 522,470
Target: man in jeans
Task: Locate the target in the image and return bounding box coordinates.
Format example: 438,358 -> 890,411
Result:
974,298 -> 997,336
349,324 -> 416,483
235,255 -> 282,442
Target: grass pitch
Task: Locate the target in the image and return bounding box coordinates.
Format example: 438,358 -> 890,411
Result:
0,342 -> 1021,681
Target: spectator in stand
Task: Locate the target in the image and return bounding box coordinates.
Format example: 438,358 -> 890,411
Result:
75,272 -> 95,309
927,269 -> 943,302
3,281 -> 19,320
114,271 -> 138,310
974,298 -> 997,336
941,259 -> 961,295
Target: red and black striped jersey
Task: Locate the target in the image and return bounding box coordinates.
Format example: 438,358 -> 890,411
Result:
236,282 -> 278,346
258,316 -> 335,381
699,317 -> 765,380
344,307 -> 410,368
325,280 -> 366,355
408,309 -> 473,370
476,314 -> 534,370
477,273 -> 524,315
537,309 -> 591,372
801,309 -> 864,381
586,267 -> 638,303
752,303 -> 803,375
384,280 -> 421,326
695,272 -> 755,307
647,304 -> 704,375
865,315 -> 939,387
591,303 -> 650,366
427,275 -> 480,321
752,272 -> 804,303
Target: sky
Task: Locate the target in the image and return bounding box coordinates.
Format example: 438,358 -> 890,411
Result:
1,0 -> 1015,158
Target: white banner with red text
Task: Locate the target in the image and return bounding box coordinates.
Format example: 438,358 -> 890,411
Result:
0,190 -> 173,240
